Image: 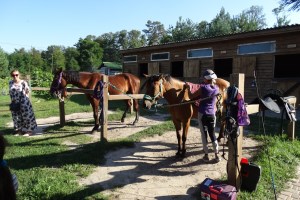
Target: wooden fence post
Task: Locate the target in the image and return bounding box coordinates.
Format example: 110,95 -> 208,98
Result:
100,75 -> 108,141
287,97 -> 297,140
227,73 -> 244,189
59,98 -> 65,126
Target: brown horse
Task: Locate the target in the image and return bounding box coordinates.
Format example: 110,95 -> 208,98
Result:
142,74 -> 229,157
50,68 -> 141,133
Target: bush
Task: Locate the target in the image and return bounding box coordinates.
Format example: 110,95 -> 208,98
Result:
30,69 -> 53,95
0,77 -> 10,95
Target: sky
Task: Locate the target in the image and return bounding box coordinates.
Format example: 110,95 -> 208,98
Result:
0,0 -> 299,53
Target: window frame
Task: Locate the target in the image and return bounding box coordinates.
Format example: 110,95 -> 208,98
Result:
123,55 -> 137,63
151,52 -> 170,61
237,41 -> 276,55
187,48 -> 213,59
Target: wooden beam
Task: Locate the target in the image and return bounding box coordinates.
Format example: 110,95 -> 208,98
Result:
108,94 -> 144,100
246,104 -> 259,115
286,97 -> 297,140
227,73 -> 244,189
59,98 -> 65,126
100,76 -> 108,141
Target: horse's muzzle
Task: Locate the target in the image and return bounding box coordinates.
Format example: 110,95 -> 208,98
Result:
143,100 -> 153,109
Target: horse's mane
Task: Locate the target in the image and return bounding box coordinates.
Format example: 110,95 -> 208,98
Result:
62,70 -> 81,83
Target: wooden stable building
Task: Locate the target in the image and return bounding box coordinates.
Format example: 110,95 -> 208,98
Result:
120,24 -> 300,105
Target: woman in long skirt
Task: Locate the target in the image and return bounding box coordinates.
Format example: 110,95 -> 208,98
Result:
9,69 -> 37,136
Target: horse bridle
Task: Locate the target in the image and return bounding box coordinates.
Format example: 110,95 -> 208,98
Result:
50,71 -> 64,101
143,79 -> 164,103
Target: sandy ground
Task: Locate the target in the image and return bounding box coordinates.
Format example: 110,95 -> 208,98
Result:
7,112 -> 261,200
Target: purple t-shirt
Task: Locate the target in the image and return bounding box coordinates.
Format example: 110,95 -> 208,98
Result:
198,84 -> 219,115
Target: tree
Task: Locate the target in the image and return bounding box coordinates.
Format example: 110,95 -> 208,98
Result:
232,6 -> 267,32
272,5 -> 291,27
169,17 -> 197,41
8,48 -> 31,75
127,30 -> 146,48
143,20 -> 166,45
75,35 -> 103,71
0,48 -> 9,78
208,7 -> 233,37
195,21 -> 210,38
64,47 -> 80,71
280,0 -> 300,11
117,30 -> 129,50
29,48 -> 45,72
96,32 -> 119,62
41,46 -> 65,72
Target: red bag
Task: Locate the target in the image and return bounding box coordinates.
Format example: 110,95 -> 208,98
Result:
199,178 -> 237,200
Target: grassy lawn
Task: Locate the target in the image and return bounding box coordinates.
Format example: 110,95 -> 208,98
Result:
0,93 -> 299,199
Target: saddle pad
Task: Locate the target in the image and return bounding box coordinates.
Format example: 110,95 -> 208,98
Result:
186,82 -> 201,107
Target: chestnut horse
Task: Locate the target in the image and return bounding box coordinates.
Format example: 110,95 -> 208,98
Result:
142,74 -> 230,157
50,68 -> 140,133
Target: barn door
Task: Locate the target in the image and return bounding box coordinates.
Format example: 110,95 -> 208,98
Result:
148,62 -> 159,75
184,60 -> 200,77
200,59 -> 214,76
233,56 -> 256,77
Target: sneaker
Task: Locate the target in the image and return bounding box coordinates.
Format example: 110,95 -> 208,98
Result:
215,155 -> 221,163
23,131 -> 33,137
203,154 -> 209,162
14,130 -> 22,136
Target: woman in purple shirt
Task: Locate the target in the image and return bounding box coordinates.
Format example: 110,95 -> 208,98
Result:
198,69 -> 220,163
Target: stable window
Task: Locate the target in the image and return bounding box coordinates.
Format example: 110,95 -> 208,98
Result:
187,48 -> 213,58
151,52 -> 169,61
214,58 -> 233,78
123,55 -> 137,63
238,41 -> 276,55
274,54 -> 300,78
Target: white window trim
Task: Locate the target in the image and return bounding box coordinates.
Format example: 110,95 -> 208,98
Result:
123,55 -> 137,63
187,48 -> 213,59
151,52 -> 170,61
237,41 -> 276,55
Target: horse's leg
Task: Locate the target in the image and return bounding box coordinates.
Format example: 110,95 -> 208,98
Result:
132,99 -> 139,125
181,120 -> 190,157
121,100 -> 130,123
172,119 -> 182,156
217,120 -> 226,142
87,95 -> 100,133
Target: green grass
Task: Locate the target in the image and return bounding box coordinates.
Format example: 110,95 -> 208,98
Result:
1,94 -> 300,199
237,115 -> 300,199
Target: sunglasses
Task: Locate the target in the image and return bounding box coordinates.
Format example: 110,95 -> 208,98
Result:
11,74 -> 19,77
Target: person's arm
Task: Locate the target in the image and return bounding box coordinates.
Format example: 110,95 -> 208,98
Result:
183,83 -> 202,100
22,81 -> 30,96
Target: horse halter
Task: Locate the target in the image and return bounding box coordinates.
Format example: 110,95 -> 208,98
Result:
50,71 -> 64,101
143,79 -> 163,103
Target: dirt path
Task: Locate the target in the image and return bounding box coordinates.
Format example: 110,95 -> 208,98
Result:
76,114 -> 261,200
7,112 -> 261,199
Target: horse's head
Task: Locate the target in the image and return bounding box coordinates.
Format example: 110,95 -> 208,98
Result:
142,74 -> 165,109
50,68 -> 67,99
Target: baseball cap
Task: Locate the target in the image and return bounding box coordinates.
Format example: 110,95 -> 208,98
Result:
203,69 -> 217,80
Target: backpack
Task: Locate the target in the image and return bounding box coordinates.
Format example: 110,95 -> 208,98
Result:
237,92 -> 250,126
226,86 -> 250,126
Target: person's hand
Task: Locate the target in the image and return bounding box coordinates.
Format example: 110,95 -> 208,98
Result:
183,82 -> 190,90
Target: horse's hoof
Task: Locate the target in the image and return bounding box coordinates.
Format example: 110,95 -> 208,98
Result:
181,150 -> 186,156
176,152 -> 181,156
121,119 -> 125,123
